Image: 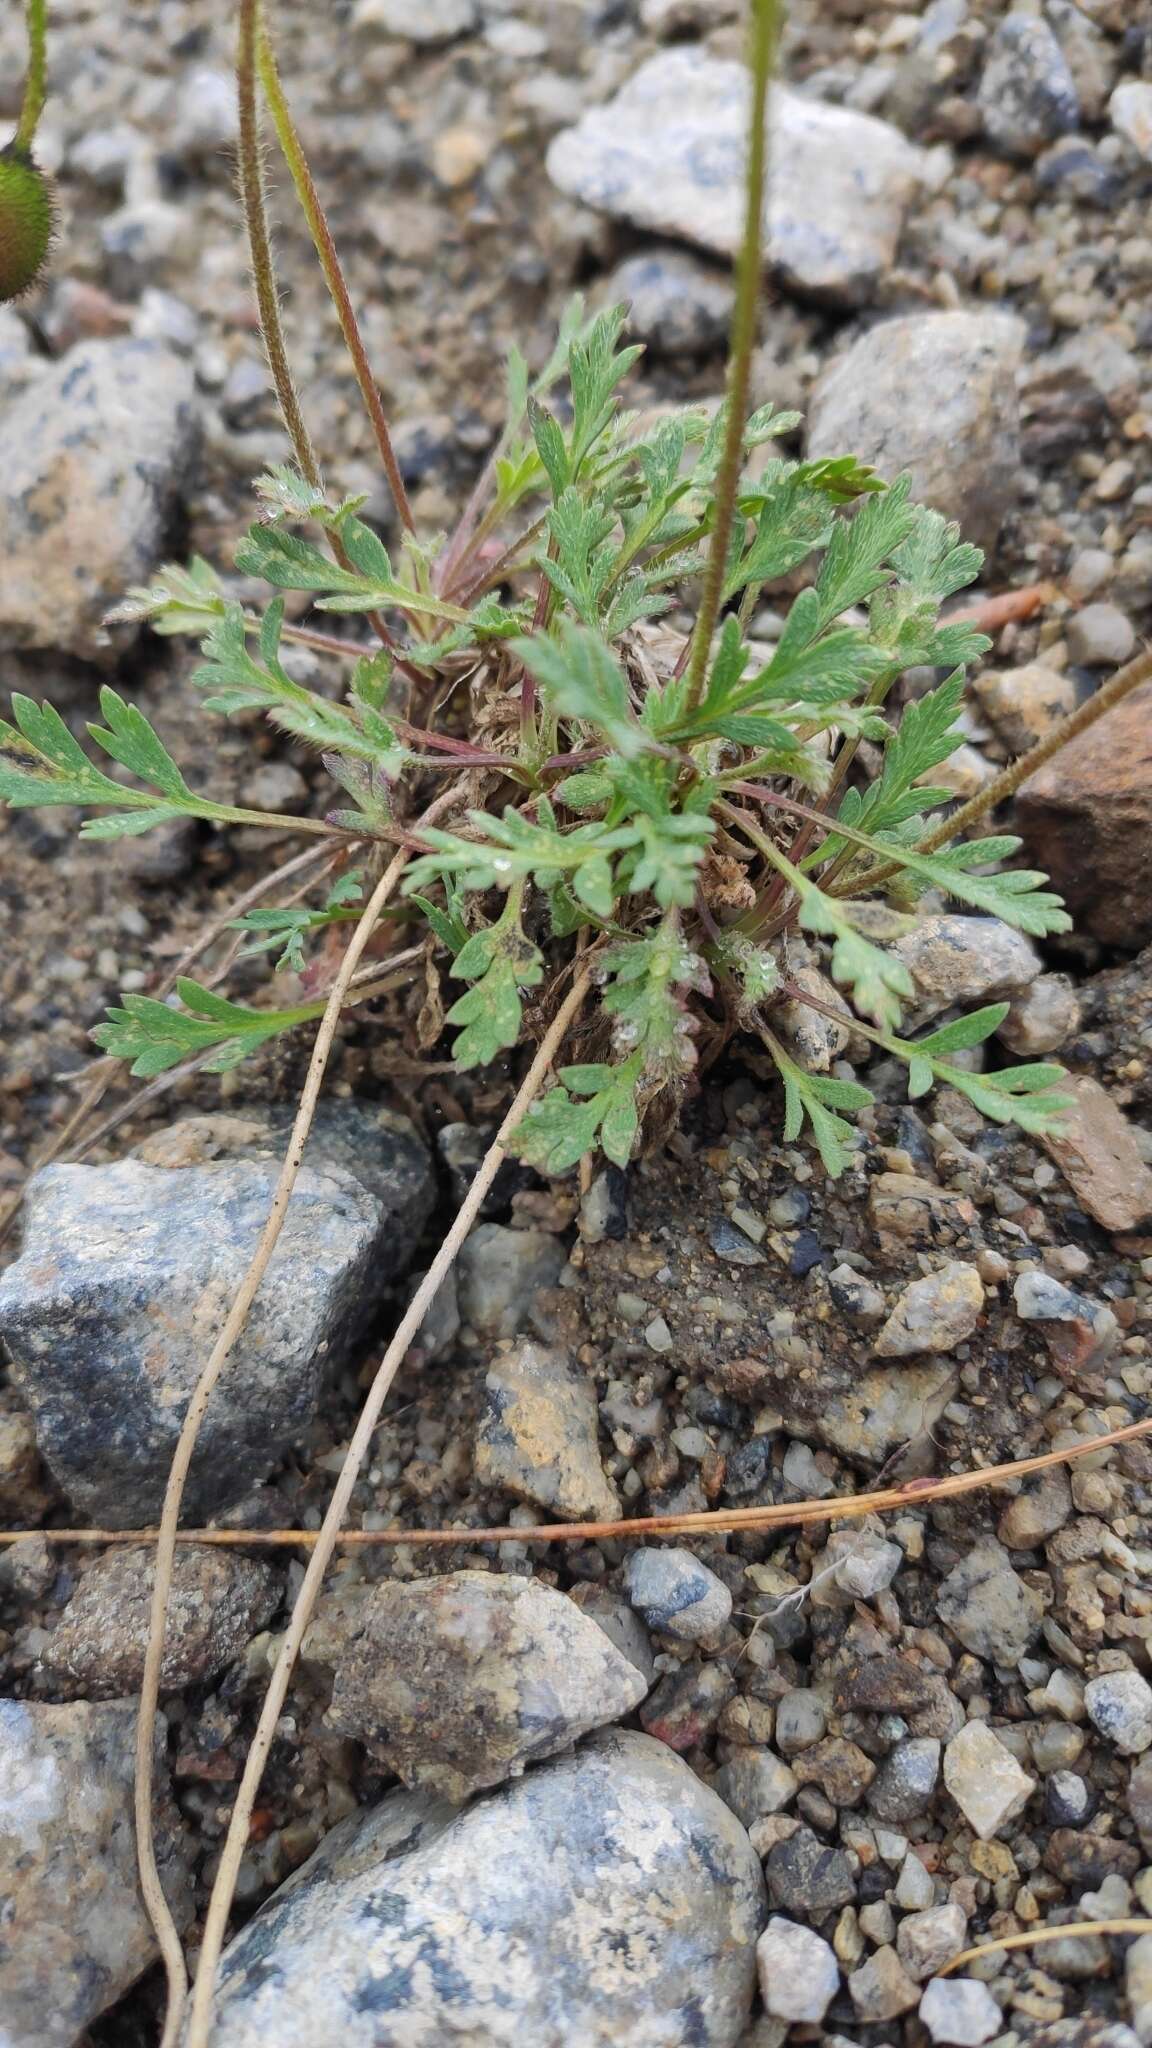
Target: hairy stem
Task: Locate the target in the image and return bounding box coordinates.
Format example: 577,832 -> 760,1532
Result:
682,0 -> 780,716
14,0 -> 48,152
237,0 -> 321,490
184,963 -> 592,2046
134,788 -> 458,2048
255,16 -> 415,536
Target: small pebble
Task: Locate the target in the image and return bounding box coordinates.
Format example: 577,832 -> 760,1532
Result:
623,1548 -> 732,1644
943,1720 -> 1036,1839
920,1976 -> 1004,2046
1084,1670 -> 1152,1755
756,1916 -> 840,2025
1065,602 -> 1136,668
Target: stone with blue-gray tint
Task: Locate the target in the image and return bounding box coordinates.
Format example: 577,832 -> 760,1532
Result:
547,49 -> 925,309
208,1729 -> 766,2047
0,1105 -> 433,1525
624,1547 -> 733,1643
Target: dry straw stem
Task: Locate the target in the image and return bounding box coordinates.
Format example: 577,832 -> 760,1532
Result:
942,1918 -> 1152,1974
10,1405 -> 1152,1555
134,796 -> 456,2048
182,962 -> 593,2048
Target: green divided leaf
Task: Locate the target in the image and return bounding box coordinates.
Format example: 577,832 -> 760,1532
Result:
91,978 -> 318,1077
231,870 -> 365,973
514,1055 -> 642,1173
105,556 -> 227,634
444,898 -> 544,1069
515,622 -> 648,758
761,1028 -> 872,1179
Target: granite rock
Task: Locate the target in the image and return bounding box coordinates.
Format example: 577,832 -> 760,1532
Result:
0,1105 -> 433,1524
937,1538 -> 1044,1667
473,1338 -> 620,1521
0,339 -> 197,659
623,1547 -> 733,1644
873,1262 -> 983,1358
43,1543 -> 281,1696
807,312 -> 1026,554
548,50 -> 925,308
944,1719 -> 1036,1838
978,15 -> 1080,158
208,1729 -> 766,2047
456,1223 -> 566,1339
0,1698 -> 191,2048
325,1571 -> 648,1800
887,912 -> 1041,1024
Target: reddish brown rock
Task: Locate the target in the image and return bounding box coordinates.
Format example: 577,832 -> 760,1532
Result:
1016,680 -> 1152,946
1040,1075 -> 1152,1233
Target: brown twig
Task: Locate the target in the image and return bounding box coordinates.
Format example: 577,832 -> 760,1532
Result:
183,963 -> 592,2047
10,1407 -> 1150,1554
941,1918 -> 1152,1975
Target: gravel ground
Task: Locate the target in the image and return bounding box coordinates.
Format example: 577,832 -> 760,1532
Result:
2,0 -> 1152,2043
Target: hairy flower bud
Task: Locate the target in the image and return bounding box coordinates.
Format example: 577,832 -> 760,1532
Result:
0,146 -> 53,302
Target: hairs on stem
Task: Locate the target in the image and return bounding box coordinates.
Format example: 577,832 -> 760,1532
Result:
682,0 -> 780,717
254,10 -> 415,536
236,0 -> 321,490
15,0 -> 48,152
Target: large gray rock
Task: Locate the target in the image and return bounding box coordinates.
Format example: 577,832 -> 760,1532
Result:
806,311 -> 1026,554
0,338 -> 198,659
548,49 -> 925,308
0,1698 -> 192,2048
325,1570 -> 647,1800
209,1729 -> 766,2047
0,1105 -> 433,1524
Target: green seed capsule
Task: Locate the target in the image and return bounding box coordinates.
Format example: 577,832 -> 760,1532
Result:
0,145 -> 54,303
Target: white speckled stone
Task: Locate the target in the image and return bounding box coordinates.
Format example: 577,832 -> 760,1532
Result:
209,1730 -> 767,2047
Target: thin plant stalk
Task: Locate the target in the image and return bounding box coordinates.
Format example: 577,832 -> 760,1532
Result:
135,789 -> 458,2048
682,0 -> 780,716
183,963 -> 593,2048
237,0 -> 321,492
254,13 -> 415,536
942,1920 -> 1152,1975
7,1406 -> 1150,1551
14,0 -> 48,151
